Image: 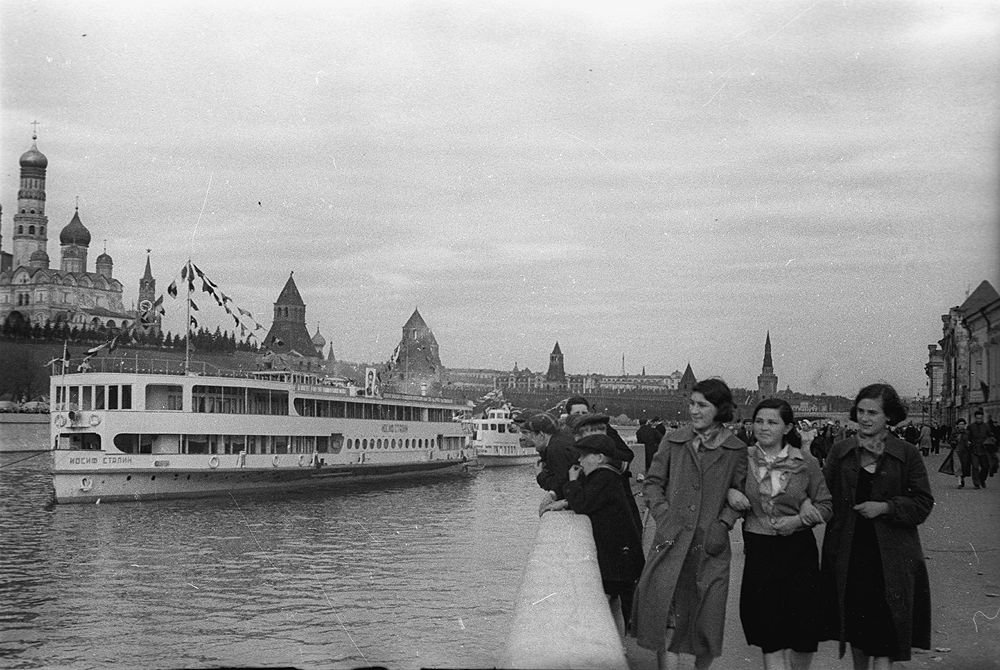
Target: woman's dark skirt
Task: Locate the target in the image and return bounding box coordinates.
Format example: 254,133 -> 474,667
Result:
843,514 -> 898,658
740,528 -> 822,654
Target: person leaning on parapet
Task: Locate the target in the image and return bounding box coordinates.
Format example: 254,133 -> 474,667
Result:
636,418 -> 664,473
569,412 -> 643,530
630,378 -> 748,670
527,412 -> 578,515
511,409 -> 538,454
819,383 -> 933,669
564,433 -> 646,639
968,408 -> 992,489
563,395 -> 636,473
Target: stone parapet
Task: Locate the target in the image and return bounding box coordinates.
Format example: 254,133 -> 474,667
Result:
500,511 -> 628,670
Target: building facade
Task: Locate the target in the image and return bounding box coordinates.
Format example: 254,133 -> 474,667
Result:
0,133 -> 153,334
935,280 -> 1000,424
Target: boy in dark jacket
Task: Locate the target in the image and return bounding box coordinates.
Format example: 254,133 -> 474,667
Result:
563,434 -> 645,637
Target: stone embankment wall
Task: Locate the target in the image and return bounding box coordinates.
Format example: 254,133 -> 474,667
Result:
501,511 -> 628,670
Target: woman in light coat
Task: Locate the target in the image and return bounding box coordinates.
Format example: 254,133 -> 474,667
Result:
631,378 -> 747,670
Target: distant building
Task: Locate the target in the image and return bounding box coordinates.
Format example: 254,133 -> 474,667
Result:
260,272 -> 324,370
545,341 -> 566,386
386,308 -> 443,394
936,280 -> 1000,424
0,131 -> 153,333
756,332 -> 778,399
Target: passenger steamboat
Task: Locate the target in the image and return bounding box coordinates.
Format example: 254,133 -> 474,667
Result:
49,358 -> 477,503
468,405 -> 537,467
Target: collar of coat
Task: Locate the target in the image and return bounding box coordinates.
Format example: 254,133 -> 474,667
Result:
836,433 -> 910,462
666,425 -> 744,451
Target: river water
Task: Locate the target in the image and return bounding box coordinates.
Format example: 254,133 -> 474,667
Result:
0,441 -> 542,670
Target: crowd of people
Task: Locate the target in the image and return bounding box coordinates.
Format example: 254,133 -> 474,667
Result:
518,379 -> 966,670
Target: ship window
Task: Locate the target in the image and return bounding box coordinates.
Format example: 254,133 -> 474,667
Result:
185,435 -> 209,454
274,436 -> 288,454
108,386 -> 118,409
146,384 -> 182,411
81,386 -> 92,410
498,424 -> 506,433
69,386 -> 80,408
391,439 -> 396,449
225,435 -> 245,454
57,433 -> 101,450
361,439 -> 368,450
327,434 -> 343,454
121,386 -> 132,409
94,386 -> 105,410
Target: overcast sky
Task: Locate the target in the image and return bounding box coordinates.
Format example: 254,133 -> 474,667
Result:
2,0 -> 997,398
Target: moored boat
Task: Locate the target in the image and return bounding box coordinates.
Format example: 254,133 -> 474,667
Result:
468,405 -> 537,467
49,358 -> 477,503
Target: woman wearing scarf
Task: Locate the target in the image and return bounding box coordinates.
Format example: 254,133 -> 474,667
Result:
631,378 -> 747,670
820,383 -> 933,669
728,398 -> 832,670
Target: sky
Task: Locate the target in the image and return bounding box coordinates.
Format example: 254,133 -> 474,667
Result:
2,0 -> 998,398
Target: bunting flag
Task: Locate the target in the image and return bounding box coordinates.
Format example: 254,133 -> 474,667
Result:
159,259 -> 267,345
44,340 -> 69,368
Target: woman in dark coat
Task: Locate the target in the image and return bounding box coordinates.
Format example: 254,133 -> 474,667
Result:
820,383 -> 933,669
631,378 -> 747,670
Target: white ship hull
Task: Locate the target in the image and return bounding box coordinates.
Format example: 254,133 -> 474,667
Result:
475,451 -> 537,467
467,405 -> 537,467
50,364 -> 477,504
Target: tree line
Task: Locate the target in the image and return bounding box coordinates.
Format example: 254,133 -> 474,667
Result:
0,319 -> 259,354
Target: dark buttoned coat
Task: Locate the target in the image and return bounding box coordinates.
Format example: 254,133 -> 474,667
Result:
820,435 -> 933,659
630,426 -> 747,656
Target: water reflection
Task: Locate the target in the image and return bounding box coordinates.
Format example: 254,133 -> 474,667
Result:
0,453 -> 540,669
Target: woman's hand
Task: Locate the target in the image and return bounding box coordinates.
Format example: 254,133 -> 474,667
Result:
770,515 -> 802,535
853,501 -> 891,519
726,488 -> 751,511
799,498 -> 825,526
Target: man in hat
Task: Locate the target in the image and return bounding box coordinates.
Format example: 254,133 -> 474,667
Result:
563,433 -> 645,637
569,412 -> 643,531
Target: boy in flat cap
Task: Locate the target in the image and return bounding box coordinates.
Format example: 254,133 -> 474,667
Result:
564,434 -> 646,638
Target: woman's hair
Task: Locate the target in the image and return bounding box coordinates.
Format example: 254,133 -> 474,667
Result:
849,383 -> 907,426
752,397 -> 802,449
524,412 -> 559,435
691,378 -> 735,424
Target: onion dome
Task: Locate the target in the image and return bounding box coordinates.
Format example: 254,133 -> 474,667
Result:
311,326 -> 326,349
96,251 -> 113,265
20,142 -> 48,169
60,210 -> 91,246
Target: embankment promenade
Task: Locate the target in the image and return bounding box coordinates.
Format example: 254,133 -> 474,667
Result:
508,447 -> 1000,670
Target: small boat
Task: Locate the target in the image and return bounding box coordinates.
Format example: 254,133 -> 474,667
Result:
49,358 -> 478,503
468,405 -> 537,467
